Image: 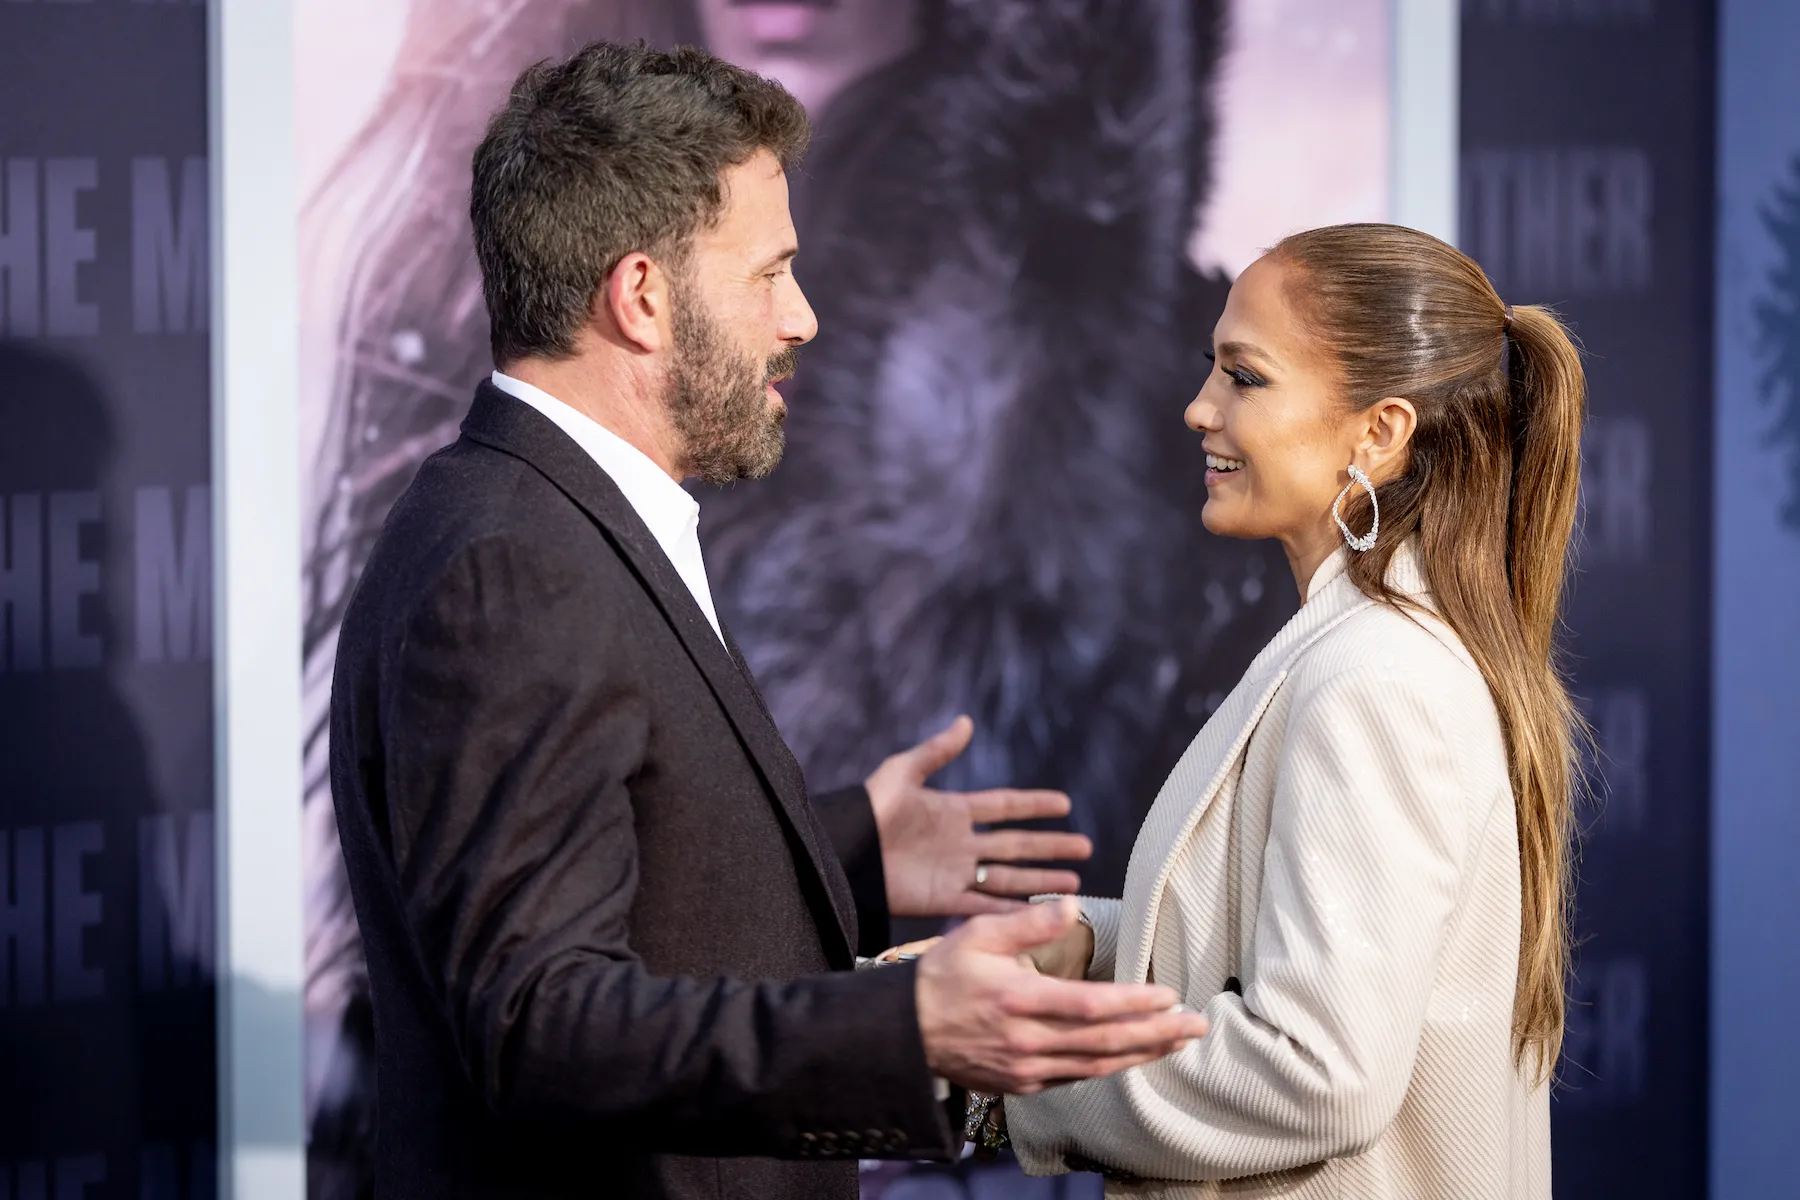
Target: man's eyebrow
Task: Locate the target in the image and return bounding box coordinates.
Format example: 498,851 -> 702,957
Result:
755,245 -> 799,273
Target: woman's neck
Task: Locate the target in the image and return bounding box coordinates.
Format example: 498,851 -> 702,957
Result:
1281,522 -> 1343,603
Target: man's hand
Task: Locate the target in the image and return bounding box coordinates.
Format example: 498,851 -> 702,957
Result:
915,898 -> 1208,1095
866,716 -> 1092,917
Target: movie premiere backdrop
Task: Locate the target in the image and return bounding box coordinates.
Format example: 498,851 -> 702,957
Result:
1460,2 -> 1716,1195
294,1 -> 1390,1195
0,2 -> 217,1199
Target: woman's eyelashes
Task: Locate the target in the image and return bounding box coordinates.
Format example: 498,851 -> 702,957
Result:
1204,350 -> 1267,389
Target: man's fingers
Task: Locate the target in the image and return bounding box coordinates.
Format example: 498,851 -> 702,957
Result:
901,715 -> 975,780
971,864 -> 1083,899
973,829 -> 1093,865
1009,974 -> 1184,1022
965,787 -> 1074,824
958,895 -> 1081,954
1023,1006 -> 1210,1059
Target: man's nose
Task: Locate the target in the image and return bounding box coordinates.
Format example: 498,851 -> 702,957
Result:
780,275 -> 819,346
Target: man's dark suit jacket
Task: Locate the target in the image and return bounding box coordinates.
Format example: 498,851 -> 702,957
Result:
329,382 -> 959,1199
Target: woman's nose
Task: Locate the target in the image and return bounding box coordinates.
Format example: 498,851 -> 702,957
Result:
1185,391 -> 1220,433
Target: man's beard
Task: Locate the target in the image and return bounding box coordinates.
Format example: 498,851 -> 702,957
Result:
666,284 -> 795,485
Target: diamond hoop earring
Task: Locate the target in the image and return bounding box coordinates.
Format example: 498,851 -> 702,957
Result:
1332,464 -> 1379,552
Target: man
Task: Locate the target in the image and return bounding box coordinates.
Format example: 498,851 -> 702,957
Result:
329,43 -> 1207,1200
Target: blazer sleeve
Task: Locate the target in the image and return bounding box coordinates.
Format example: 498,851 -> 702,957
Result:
1007,663 -> 1497,1181
1080,896 -> 1123,982
809,785 -> 892,957
379,534 -> 957,1160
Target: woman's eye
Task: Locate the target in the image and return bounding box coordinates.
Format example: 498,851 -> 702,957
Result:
1205,352 -> 1262,388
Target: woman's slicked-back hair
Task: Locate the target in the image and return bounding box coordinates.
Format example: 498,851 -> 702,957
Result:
1270,223 -> 1588,1080
471,41 -> 810,366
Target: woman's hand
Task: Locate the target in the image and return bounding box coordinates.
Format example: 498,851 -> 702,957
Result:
872,936 -> 943,964
1020,911 -> 1094,980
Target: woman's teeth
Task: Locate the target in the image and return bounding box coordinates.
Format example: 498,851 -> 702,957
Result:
1207,453 -> 1245,472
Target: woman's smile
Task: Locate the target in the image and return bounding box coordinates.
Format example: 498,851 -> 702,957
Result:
1204,449 -> 1246,486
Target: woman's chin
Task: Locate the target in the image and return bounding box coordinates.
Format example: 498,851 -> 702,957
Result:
1200,500 -> 1248,539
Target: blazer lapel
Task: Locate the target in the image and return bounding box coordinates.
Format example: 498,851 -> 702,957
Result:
1115,551 -> 1377,983
459,383 -> 859,962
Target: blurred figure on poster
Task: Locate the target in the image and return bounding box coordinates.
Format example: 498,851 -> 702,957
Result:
996,225 -> 1583,1199
300,1 -> 1298,1193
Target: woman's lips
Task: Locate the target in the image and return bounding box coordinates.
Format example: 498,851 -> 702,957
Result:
1204,450 -> 1246,485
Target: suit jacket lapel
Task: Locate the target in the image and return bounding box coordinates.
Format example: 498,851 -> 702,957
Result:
459,383 -> 859,962
720,623 -> 863,948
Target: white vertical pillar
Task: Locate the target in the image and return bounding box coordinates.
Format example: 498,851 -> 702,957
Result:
210,0 -> 305,1194
1390,0 -> 1460,243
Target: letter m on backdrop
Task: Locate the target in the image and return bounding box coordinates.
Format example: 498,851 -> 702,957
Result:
139,813 -> 214,992
132,156 -> 207,334
136,485 -> 210,663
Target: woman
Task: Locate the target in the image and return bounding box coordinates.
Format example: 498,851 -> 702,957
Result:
1004,223 -> 1583,1198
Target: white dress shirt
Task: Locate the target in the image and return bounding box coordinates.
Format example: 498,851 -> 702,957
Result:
489,371 -> 725,645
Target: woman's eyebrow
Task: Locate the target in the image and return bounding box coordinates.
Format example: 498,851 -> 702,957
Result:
1216,339 -> 1278,366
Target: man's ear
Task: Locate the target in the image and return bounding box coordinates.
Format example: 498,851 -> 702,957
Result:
596,251 -> 672,353
1358,396 -> 1418,482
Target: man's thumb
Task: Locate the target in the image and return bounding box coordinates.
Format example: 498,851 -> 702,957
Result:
966,895 -> 1078,955
906,714 -> 975,779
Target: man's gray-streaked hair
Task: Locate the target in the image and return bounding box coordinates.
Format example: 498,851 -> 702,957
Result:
471,41 -> 810,365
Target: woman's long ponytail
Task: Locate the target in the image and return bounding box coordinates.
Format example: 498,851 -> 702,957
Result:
1272,225 -> 1587,1081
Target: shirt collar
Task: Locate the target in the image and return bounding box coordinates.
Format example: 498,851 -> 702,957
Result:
488,370 -> 700,549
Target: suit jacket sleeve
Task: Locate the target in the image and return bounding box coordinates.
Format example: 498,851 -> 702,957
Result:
379,534 -> 956,1160
809,785 -> 891,956
1006,663 -> 1496,1180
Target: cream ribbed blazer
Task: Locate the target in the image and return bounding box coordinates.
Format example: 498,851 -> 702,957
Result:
1009,544 -> 1550,1198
